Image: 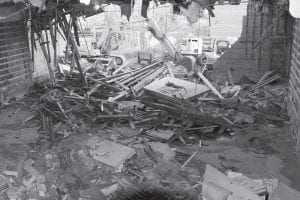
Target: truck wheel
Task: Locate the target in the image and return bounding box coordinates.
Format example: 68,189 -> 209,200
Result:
197,55 -> 207,66
112,55 -> 126,65
206,64 -> 214,71
115,57 -> 124,65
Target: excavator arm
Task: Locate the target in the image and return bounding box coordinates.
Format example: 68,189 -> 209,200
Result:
146,18 -> 204,73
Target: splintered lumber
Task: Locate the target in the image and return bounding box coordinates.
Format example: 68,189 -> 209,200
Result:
181,151 -> 197,169
226,65 -> 233,85
106,61 -> 163,83
197,72 -> 225,100
94,114 -> 131,119
112,61 -> 130,75
166,62 -> 175,78
133,65 -> 166,93
87,83 -> 101,96
108,91 -> 129,102
119,70 -> 150,85
114,63 -> 162,85
250,74 -> 281,91
141,92 -> 242,127
114,81 -> 130,90
61,14 -> 87,86
126,68 -> 158,87
257,71 -> 273,85
39,31 -> 56,85
88,79 -> 123,92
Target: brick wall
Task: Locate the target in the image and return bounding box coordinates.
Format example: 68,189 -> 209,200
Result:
288,19 -> 300,150
212,1 -> 292,83
0,6 -> 32,102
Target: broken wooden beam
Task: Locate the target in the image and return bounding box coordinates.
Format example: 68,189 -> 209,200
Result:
197,72 -> 225,100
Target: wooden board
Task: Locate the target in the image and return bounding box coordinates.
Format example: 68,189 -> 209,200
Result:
90,140 -> 135,169
203,164 -> 262,200
271,181 -> 300,200
144,77 -> 209,99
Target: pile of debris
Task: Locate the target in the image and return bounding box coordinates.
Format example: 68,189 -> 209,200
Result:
21,58 -> 289,146
0,57 -> 291,199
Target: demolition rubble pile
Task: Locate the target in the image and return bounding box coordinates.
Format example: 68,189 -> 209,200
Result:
0,59 -> 292,200
27,59 -> 288,144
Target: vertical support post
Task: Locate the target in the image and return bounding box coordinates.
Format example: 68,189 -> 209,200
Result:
40,30 -> 56,85
49,116 -> 54,147
252,12 -> 257,60
245,10 -> 249,59
258,12 -> 264,72
61,14 -> 87,86
45,29 -> 51,63
54,7 -> 58,71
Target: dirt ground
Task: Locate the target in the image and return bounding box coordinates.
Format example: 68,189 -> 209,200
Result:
1,101 -> 300,193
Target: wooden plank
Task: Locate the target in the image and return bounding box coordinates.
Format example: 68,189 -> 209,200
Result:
107,61 -> 163,84
61,14 -> 86,86
144,77 -> 210,99
133,66 -> 166,92
0,62 -> 30,74
119,68 -> 153,85
126,68 -> 157,87
112,61 -> 130,75
94,115 -> 132,119
108,91 -> 129,102
245,13 -> 249,58
166,62 -> 175,78
203,164 -> 261,200
257,13 -> 264,71
251,13 -> 257,59
181,151 -> 197,169
39,31 -> 56,85
197,72 -> 225,100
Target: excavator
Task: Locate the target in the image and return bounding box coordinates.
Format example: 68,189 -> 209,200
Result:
79,17 -> 224,98
146,18 -> 208,73
146,18 -> 225,100
79,17 -> 207,75
78,27 -> 127,68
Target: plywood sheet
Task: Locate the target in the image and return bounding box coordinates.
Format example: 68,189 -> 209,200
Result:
203,164 -> 261,200
144,77 -> 209,99
90,140 -> 135,169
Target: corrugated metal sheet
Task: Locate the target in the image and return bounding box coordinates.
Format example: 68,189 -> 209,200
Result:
210,4 -> 247,39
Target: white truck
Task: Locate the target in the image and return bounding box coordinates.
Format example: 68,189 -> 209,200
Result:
179,37 -> 230,69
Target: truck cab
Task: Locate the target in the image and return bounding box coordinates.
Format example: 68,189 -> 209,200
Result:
179,37 -> 203,56
179,37 -> 230,68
